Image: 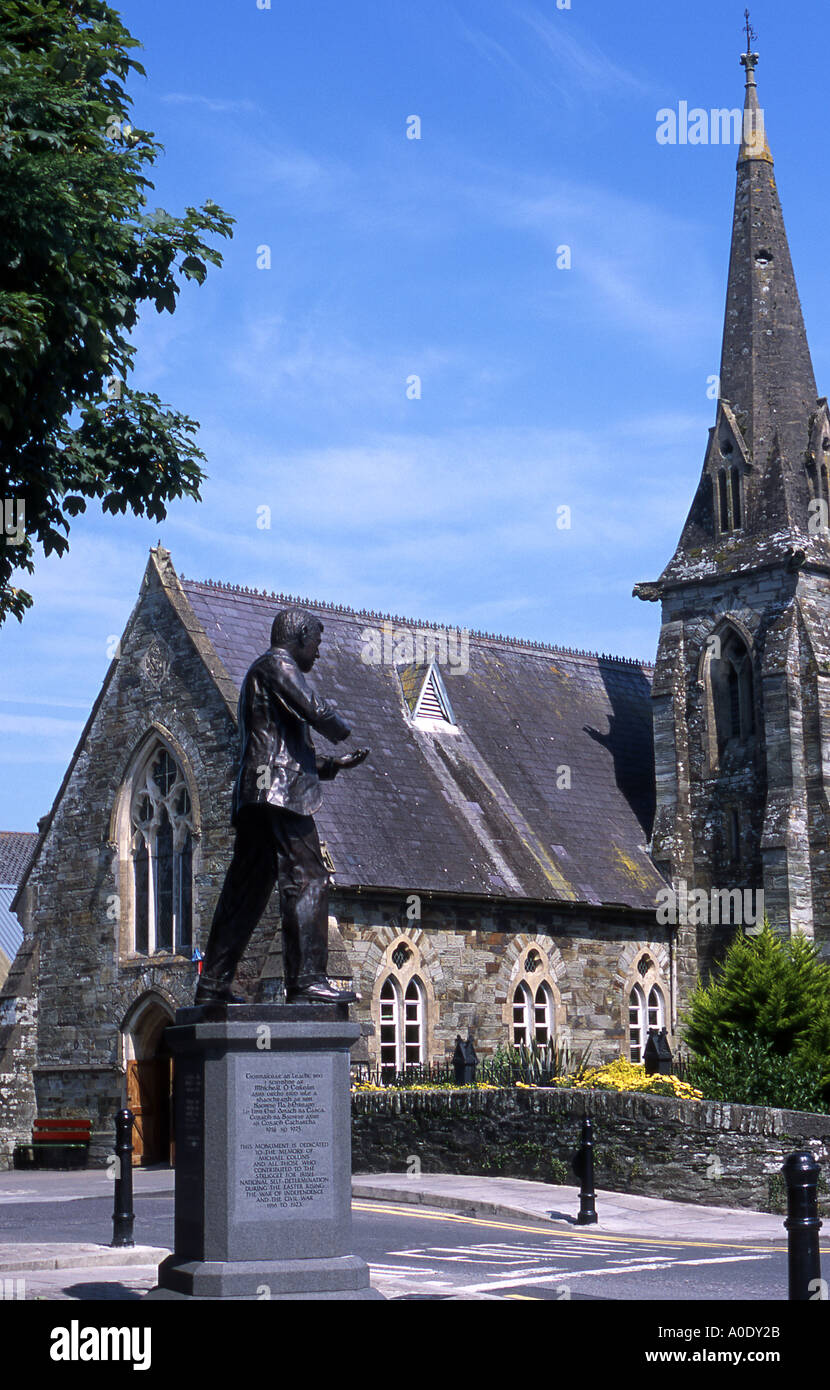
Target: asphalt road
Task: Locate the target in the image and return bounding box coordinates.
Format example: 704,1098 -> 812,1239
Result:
0,1183 -> 803,1301
354,1199 -> 793,1300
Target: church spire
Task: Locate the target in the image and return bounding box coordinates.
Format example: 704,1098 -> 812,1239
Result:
645,31 -> 828,591
719,38 -> 817,474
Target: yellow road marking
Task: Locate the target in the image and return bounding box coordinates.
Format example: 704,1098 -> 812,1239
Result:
352,1200 -> 804,1252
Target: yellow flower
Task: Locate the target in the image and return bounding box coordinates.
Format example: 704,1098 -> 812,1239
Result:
576,1059 -> 702,1100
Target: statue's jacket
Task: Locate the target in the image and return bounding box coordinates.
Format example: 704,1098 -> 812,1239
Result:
231,647 -> 350,822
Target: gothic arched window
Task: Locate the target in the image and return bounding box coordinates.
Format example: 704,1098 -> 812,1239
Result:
130,746 -> 193,955
379,974 -> 426,1080
512,981 -> 554,1047
403,978 -> 425,1068
718,469 -> 730,532
628,984 -> 665,1064
716,461 -> 743,534
709,628 -> 755,762
730,466 -> 742,529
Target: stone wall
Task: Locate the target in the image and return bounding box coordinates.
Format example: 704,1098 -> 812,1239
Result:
351,1086 -> 830,1214
0,938 -> 38,1167
652,562 -> 830,995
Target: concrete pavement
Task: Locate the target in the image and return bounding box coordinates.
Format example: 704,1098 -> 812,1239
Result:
351,1172 -> 790,1244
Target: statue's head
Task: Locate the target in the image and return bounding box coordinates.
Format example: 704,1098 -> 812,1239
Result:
271,608 -> 324,671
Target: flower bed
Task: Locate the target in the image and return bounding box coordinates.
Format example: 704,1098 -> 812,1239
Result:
352,1060 -> 702,1100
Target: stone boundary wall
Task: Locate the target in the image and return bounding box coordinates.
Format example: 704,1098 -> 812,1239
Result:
351,1087 -> 830,1214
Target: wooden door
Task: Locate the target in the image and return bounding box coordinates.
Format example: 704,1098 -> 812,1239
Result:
126,1059 -> 172,1165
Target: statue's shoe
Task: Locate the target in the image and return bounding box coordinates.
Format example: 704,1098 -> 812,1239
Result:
194,980 -> 247,1005
286,978 -> 359,1005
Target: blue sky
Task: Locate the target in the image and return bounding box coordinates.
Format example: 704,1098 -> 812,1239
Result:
3,0 -> 830,831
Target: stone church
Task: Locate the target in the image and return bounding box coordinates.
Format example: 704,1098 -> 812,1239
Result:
2,48 -> 828,1166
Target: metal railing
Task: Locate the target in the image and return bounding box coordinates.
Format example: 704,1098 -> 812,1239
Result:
352,1038 -> 596,1089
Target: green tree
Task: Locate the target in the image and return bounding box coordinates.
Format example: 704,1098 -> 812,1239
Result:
683,921 -> 830,1103
0,0 -> 234,624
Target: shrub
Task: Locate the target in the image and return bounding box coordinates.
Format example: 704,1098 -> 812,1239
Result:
683,921 -> 830,1105
684,1030 -> 824,1111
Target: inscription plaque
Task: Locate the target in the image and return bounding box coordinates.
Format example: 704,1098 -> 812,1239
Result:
181,1068 -> 203,1154
232,1052 -> 336,1221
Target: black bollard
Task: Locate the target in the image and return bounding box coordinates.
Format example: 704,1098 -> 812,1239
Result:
571,1116 -> 598,1225
111,1108 -> 135,1248
782,1150 -> 823,1300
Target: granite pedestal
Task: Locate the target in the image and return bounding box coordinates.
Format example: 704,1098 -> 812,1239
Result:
146,1003 -> 382,1299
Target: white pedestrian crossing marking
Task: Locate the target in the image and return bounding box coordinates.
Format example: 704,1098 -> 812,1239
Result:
378,1239 -> 777,1295
459,1252 -> 774,1295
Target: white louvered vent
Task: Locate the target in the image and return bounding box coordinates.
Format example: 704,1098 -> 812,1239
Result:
414,665 -> 454,724
417,674 -> 446,720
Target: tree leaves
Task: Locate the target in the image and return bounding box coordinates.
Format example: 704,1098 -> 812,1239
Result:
0,0 -> 234,624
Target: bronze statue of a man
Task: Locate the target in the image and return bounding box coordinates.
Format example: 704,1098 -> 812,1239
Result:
195,607 -> 368,1005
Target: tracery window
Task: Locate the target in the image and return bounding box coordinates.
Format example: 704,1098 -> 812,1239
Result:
130,746 -> 193,955
512,981 -> 554,1047
628,984 -> 665,1064
379,975 -> 425,1080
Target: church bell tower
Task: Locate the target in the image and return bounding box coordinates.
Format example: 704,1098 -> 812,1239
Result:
637,40 -> 830,995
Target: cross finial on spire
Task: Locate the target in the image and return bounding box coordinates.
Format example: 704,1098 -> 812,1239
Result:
744,8 -> 756,53
741,8 -> 759,79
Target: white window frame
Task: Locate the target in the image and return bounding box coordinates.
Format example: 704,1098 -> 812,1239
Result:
512,981 -> 532,1046
130,744 -> 194,956
513,980 -> 554,1047
379,974 -> 426,1078
533,981 -> 554,1046
629,983 -> 665,1063
403,978 -> 425,1069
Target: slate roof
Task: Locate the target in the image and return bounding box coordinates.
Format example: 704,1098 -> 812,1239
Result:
0,831 -> 37,887
0,833 -> 36,965
182,577 -> 664,912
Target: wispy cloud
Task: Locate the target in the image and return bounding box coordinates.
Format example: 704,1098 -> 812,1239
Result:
174,412 -> 703,617
458,169 -> 716,343
517,7 -> 651,99
454,18 -> 551,104
224,313 -> 471,413
0,713 -> 83,738
0,712 -> 86,775
0,696 -> 93,711
455,4 -> 652,110
161,92 -> 259,115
